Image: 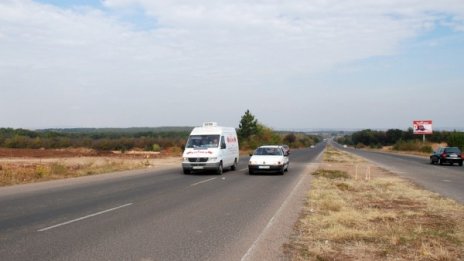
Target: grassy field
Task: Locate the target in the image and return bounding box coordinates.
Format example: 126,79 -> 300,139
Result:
285,146 -> 464,260
0,148 -> 181,186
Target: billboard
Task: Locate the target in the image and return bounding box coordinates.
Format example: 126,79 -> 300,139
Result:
413,120 -> 433,135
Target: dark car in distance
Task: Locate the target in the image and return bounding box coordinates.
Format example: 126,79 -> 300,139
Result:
430,147 -> 463,166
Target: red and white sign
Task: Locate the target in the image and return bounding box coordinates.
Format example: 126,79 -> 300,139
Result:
413,120 -> 433,135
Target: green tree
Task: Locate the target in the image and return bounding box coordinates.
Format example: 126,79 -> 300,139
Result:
283,133 -> 297,144
386,129 -> 403,145
238,109 -> 258,140
447,131 -> 464,150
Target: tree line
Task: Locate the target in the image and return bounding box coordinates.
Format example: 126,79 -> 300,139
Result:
0,110 -> 320,152
337,128 -> 464,152
0,128 -> 191,151
237,110 -> 320,150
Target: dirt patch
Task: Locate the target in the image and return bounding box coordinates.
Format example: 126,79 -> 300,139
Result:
0,148 -> 106,158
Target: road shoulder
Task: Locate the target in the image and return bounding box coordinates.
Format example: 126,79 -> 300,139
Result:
241,152 -> 323,261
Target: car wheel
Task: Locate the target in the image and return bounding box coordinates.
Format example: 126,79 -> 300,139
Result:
248,168 -> 254,175
430,158 -> 435,164
439,159 -> 443,165
285,163 -> 289,172
183,169 -> 190,175
279,167 -> 285,175
217,162 -> 223,175
459,161 -> 463,166
231,159 -> 237,171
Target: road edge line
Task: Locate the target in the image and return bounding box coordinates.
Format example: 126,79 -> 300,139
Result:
240,148 -> 325,261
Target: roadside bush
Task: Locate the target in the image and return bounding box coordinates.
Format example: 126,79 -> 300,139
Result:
393,140 -> 433,153
35,165 -> 50,178
50,163 -> 68,176
152,144 -> 161,152
393,140 -> 416,151
283,133 -> 297,144
420,145 -> 433,153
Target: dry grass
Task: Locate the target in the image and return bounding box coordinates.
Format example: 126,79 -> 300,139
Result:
369,142 -> 448,158
0,156 -> 181,186
323,148 -> 361,163
285,145 -> 464,261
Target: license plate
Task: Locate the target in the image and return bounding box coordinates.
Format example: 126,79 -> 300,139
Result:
193,166 -> 204,170
259,166 -> 270,169
450,154 -> 457,158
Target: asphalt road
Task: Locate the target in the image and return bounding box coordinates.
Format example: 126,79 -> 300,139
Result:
0,143 -> 325,261
332,142 -> 464,203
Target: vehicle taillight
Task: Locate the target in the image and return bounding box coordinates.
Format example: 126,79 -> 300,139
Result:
441,153 -> 447,158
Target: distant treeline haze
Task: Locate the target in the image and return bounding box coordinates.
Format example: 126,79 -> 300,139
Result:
337,128 -> 464,152
0,127 -> 320,151
0,128 -> 192,151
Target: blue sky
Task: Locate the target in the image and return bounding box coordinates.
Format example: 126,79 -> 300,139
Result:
1,0 -> 463,130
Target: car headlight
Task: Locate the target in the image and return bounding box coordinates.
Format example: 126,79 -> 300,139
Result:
209,157 -> 218,162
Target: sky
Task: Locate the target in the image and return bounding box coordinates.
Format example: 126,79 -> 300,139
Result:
1,0 -> 463,130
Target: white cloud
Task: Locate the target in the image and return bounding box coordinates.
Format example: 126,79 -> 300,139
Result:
1,0 -> 464,128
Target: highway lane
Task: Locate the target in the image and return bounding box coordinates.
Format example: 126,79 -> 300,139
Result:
332,142 -> 464,203
0,143 -> 325,261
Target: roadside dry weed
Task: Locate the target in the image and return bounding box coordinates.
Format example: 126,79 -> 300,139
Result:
0,157 -> 179,186
285,146 -> 464,261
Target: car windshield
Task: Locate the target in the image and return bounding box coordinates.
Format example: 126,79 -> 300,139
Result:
254,147 -> 283,156
186,135 -> 220,148
445,147 -> 461,153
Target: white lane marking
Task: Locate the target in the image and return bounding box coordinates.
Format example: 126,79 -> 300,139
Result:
239,168 -> 247,172
442,180 -> 452,183
38,203 -> 133,232
189,177 -> 217,187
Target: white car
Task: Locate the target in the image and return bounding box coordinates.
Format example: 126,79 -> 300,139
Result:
248,145 -> 289,175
